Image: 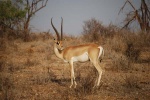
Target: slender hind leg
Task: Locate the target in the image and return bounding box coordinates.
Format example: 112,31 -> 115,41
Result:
93,61 -> 102,86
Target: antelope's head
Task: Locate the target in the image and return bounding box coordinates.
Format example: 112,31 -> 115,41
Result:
51,18 -> 64,50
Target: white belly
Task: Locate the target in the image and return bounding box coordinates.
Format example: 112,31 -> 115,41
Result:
72,52 -> 89,62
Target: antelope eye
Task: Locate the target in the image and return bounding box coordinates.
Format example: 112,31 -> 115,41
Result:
56,42 -> 60,45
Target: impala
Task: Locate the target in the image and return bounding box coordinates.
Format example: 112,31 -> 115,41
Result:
51,18 -> 104,88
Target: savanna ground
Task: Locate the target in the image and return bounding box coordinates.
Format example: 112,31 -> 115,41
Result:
0,31 -> 150,100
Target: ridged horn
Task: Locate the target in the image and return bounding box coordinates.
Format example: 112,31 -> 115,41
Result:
61,17 -> 63,40
51,18 -> 60,40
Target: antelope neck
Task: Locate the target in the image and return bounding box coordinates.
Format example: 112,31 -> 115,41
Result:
54,44 -> 63,59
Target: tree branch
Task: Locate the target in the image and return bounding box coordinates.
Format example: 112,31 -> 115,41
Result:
122,15 -> 135,29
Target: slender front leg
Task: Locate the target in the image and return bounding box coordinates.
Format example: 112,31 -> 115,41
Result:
69,61 -> 77,88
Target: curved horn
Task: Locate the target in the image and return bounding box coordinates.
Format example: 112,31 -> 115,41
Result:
61,17 -> 63,40
51,18 -> 60,40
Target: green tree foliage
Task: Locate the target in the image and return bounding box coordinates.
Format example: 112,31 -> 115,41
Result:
0,0 -> 48,40
0,0 -> 26,31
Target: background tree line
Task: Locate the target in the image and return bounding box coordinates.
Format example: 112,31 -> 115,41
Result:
0,0 -> 149,41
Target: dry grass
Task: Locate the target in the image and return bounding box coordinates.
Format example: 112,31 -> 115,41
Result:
0,31 -> 150,100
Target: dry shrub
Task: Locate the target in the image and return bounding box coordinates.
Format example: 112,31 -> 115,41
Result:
0,74 -> 15,100
82,18 -> 105,42
0,57 -> 6,72
122,32 -> 149,62
106,33 -> 127,53
111,52 -> 130,71
82,18 -> 120,44
25,58 -> 39,67
61,67 -> 100,99
123,75 -> 140,89
31,72 -> 52,85
106,30 -> 149,63
74,67 -> 99,97
138,32 -> 150,47
125,43 -> 140,62
123,31 -> 150,48
0,38 -> 7,51
22,32 -> 52,42
0,38 -> 18,55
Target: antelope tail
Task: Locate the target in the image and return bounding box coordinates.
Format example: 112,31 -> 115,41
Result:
98,46 -> 104,62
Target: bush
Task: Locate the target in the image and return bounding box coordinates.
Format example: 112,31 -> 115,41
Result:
125,43 -> 140,62
111,52 -> 130,71
74,67 -> 99,96
82,18 -> 105,42
123,75 -> 140,89
82,18 -> 120,43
